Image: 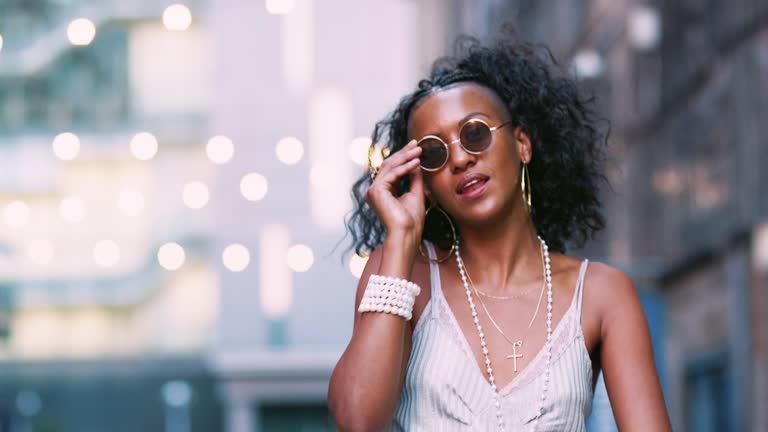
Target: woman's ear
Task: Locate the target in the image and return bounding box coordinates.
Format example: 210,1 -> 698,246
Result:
514,126 -> 533,164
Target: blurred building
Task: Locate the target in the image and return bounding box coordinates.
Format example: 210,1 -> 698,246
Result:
0,0 -> 223,431
1,0 -> 766,431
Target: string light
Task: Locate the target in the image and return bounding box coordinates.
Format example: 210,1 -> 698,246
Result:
67,18 -> 96,46
130,132 -> 158,161
572,49 -> 604,79
223,244 -> 250,272
240,173 -> 268,201
158,242 -> 186,271
163,4 -> 193,31
348,254 -> 369,279
206,135 -> 234,164
52,132 -> 80,161
349,136 -> 372,166
275,137 -> 304,165
628,5 -> 661,51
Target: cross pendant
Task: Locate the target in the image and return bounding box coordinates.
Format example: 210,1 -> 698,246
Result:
506,340 -> 523,372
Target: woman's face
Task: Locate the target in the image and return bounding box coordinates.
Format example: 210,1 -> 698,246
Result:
407,83 -> 531,227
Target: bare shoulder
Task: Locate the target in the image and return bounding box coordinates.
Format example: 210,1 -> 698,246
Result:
584,261 -> 638,301
582,261 -> 644,330
584,262 -> 671,430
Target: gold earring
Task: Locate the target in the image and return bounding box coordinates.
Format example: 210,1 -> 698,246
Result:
419,204 -> 456,263
368,141 -> 386,182
521,162 -> 532,211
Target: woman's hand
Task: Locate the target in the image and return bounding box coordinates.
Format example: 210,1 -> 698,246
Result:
329,141 -> 426,431
364,140 -> 425,247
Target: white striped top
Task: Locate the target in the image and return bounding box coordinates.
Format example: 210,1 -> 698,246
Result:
389,242 -> 594,431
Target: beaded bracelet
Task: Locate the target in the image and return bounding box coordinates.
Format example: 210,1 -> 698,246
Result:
358,274 -> 421,320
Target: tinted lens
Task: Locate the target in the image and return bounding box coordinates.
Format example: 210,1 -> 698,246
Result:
460,120 -> 492,153
418,137 -> 447,170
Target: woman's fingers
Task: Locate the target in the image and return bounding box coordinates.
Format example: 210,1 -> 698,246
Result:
379,157 -> 420,185
377,140 -> 419,173
364,141 -> 426,233
408,162 -> 424,198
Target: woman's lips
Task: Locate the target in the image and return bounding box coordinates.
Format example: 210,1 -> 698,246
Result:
458,177 -> 489,199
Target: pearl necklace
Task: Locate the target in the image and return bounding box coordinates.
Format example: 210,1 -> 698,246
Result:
454,235 -> 553,431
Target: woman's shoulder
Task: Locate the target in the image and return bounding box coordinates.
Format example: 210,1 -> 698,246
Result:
552,253 -> 635,295
579,260 -> 642,325
582,260 -> 637,298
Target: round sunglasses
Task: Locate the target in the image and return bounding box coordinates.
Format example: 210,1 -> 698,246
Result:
417,118 -> 512,171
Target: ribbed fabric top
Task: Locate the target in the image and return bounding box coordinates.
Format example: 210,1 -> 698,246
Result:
389,242 -> 594,431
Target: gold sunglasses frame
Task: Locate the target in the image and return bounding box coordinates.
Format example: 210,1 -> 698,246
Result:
416,118 -> 512,172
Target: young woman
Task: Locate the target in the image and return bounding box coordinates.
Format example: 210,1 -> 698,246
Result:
328,31 -> 672,431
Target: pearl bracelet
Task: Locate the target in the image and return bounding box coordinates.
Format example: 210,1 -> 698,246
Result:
358,274 -> 421,320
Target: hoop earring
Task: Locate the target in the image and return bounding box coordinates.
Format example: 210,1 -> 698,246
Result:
418,204 -> 456,263
521,162 -> 532,212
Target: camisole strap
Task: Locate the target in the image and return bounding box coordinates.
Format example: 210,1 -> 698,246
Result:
422,241 -> 440,298
575,259 -> 589,318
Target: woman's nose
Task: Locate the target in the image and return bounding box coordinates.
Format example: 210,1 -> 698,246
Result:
448,140 -> 476,173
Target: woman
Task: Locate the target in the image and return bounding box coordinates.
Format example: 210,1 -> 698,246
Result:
328,31 -> 672,431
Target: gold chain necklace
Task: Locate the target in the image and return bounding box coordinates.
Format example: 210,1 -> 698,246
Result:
473,244 -> 545,300
474,281 -> 541,300
463,241 -> 547,372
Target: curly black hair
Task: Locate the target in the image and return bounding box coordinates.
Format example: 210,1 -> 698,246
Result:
345,29 -> 608,256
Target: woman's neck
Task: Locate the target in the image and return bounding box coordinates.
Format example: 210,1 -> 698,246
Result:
454,208 -> 543,295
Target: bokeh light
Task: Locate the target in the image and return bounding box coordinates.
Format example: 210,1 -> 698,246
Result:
265,0 -> 295,15
628,5 -> 661,51
67,18 -> 96,46
157,242 -> 186,271
368,143 -> 386,168
93,240 -> 120,268
206,135 -> 234,164
348,253 -> 369,279
163,4 -> 193,31
0,34 -> 4,52
286,244 -> 314,272
222,243 -> 250,272
52,132 -> 80,160
275,136 -> 304,165
572,49 -> 604,79
240,173 -> 268,201
349,136 -> 372,166
130,132 -> 158,160
182,181 -> 210,209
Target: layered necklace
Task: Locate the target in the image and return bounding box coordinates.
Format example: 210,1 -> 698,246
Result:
465,241 -> 546,373
454,235 -> 553,432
